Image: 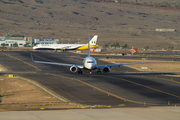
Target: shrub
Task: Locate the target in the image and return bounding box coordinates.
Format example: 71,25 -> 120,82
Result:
13,43 -> 18,47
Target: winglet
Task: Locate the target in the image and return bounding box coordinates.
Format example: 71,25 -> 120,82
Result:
95,56 -> 112,60
31,53 -> 35,62
66,55 -> 85,60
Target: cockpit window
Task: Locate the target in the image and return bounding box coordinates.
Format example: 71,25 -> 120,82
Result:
87,61 -> 93,63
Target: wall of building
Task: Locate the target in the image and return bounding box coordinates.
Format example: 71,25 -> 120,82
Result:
0,39 -> 26,47
0,35 -> 59,47
33,39 -> 59,44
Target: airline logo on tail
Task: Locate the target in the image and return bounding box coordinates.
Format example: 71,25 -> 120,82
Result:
89,35 -> 98,45
77,35 -> 98,50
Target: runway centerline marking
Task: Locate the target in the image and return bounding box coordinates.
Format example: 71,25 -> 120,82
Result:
0,53 -> 9,71
66,54 -> 180,98
5,54 -> 41,71
47,73 -> 156,105
103,75 -> 180,99
28,52 -> 160,105
0,64 -> 8,71
135,75 -> 180,84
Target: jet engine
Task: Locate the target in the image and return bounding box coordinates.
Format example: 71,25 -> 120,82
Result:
102,67 -> 110,73
70,66 -> 78,73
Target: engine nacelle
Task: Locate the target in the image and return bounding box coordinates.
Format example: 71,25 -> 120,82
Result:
70,66 -> 78,73
102,67 -> 110,73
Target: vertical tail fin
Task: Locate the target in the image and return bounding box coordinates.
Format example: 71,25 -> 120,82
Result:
88,34 -> 90,57
89,35 -> 98,45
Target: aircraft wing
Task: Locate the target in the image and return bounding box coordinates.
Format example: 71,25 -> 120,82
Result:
95,56 -> 112,60
31,54 -> 84,68
96,56 -> 148,68
96,62 -> 146,69
66,56 -> 85,60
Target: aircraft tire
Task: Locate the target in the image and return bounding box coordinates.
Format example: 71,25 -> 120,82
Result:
97,71 -> 101,75
78,71 -> 83,74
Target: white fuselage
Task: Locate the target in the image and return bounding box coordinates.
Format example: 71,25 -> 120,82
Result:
33,44 -> 86,50
33,35 -> 98,51
84,57 -> 97,70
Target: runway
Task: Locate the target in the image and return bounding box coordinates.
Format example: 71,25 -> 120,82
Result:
77,53 -> 180,61
0,51 -> 180,107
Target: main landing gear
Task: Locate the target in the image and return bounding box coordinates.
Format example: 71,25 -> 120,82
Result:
97,70 -> 101,75
97,69 -> 101,75
78,69 -> 83,74
78,70 -> 102,75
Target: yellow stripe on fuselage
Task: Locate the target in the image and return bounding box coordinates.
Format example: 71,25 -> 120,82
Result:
85,66 -> 91,70
77,45 -> 98,50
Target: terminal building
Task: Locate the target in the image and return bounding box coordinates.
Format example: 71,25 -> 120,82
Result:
0,34 -> 26,47
33,38 -> 59,44
0,33 -> 59,47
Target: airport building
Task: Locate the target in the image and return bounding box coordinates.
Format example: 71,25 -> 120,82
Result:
33,38 -> 59,44
0,33 -> 59,47
0,34 -> 27,47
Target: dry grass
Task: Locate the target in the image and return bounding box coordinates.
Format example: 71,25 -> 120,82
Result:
0,75 -> 80,110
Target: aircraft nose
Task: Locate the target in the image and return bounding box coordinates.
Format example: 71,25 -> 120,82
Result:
92,63 -> 96,69
89,63 -> 96,69
87,63 -> 96,70
89,64 -> 93,69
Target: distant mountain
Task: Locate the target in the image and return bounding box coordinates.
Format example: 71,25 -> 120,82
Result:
0,0 -> 180,49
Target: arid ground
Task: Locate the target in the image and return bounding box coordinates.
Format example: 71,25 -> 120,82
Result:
0,75 -> 83,110
0,0 -> 180,50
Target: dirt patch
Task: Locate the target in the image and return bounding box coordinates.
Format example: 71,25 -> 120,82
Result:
0,75 -> 83,110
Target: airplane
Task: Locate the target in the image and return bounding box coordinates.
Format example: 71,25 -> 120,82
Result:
31,35 -> 147,74
33,35 -> 98,51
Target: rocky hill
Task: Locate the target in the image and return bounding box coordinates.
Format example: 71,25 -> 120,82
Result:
0,0 -> 180,50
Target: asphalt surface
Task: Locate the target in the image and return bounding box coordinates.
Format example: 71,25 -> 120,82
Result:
90,54 -> 180,61
0,51 -> 180,108
1,107 -> 180,120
